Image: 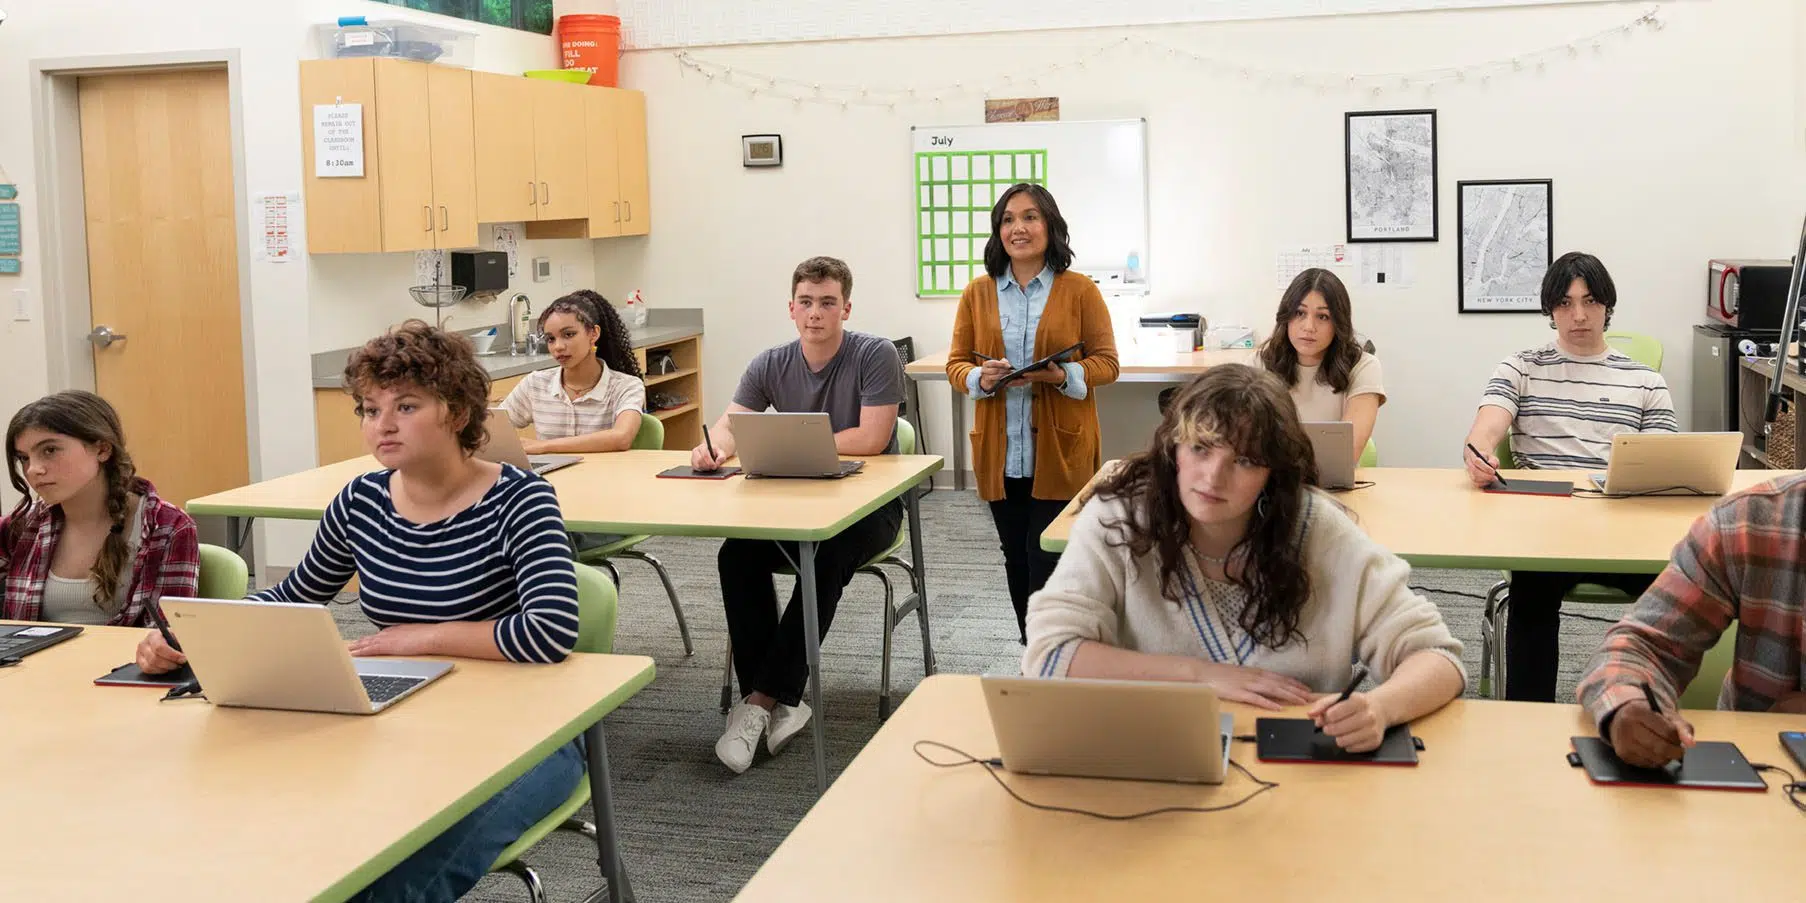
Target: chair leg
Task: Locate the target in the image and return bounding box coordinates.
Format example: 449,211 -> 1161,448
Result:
720,638 -> 735,715
1480,580 -> 1508,700
597,559 -> 621,587
498,860 -> 549,903
869,567 -> 897,721
898,559 -> 935,677
1493,593 -> 1511,700
616,549 -> 693,657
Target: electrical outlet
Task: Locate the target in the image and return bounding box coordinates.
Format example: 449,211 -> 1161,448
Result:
11,289 -> 27,322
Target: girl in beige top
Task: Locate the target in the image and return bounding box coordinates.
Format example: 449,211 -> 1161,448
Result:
1023,365 -> 1463,752
1258,268 -> 1385,458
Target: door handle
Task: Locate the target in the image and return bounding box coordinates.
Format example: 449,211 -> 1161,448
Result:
540,182 -> 549,206
88,325 -> 127,349
529,181 -> 537,206
423,205 -> 432,232
439,206 -> 449,232
612,201 -> 620,223
623,200 -> 632,222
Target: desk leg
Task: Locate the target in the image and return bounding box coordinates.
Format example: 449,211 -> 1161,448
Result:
904,482 -> 936,675
584,721 -> 636,903
226,516 -> 253,558
949,386 -> 967,491
798,540 -> 829,794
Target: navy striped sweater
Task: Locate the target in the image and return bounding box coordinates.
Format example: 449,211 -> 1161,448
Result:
251,464 -> 580,663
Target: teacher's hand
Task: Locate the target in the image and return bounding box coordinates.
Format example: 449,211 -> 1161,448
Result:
1019,362 -> 1066,384
977,359 -> 1013,394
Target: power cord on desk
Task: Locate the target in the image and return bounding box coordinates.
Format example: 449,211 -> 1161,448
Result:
1751,764 -> 1806,814
912,740 -> 1279,820
1573,486 -> 1713,499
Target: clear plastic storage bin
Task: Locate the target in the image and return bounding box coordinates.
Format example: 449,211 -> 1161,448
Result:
316,19 -> 475,68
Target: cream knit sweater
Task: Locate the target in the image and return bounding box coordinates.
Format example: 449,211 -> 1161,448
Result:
1022,491 -> 1466,692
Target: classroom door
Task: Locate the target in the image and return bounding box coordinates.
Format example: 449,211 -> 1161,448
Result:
78,68 -> 249,509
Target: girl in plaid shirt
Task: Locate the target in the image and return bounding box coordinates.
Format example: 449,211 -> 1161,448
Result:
2,391 -> 198,627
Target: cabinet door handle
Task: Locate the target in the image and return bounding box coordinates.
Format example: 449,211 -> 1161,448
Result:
540,182 -> 549,206
423,205 -> 433,232
529,181 -> 537,206
612,201 -> 621,223
623,200 -> 632,222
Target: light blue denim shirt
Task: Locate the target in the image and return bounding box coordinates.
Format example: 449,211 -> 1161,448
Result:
964,265 -> 1089,479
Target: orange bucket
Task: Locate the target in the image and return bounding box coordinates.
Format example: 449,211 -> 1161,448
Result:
558,14 -> 621,87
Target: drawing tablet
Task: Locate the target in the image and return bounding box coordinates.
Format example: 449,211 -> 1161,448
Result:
1569,737 -> 1767,791
656,465 -> 742,480
1481,478 -> 1574,498
1256,718 -> 1420,765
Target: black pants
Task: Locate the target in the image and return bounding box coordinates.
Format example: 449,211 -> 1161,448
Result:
989,477 -> 1067,644
719,500 -> 903,707
1504,570 -> 1657,702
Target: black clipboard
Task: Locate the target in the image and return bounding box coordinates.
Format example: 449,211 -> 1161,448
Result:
1482,478 -> 1574,498
996,342 -> 1085,387
1568,737 -> 1768,791
1255,718 -> 1421,766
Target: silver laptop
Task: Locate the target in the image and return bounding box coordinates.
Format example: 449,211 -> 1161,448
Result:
477,408 -> 583,477
161,598 -> 453,715
728,411 -> 864,479
1589,431 -> 1742,497
1302,421 -> 1356,490
982,676 -> 1235,784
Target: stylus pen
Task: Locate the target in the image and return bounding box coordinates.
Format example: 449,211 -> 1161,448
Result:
1465,442 -> 1509,486
1641,682 -> 1685,777
149,604 -> 182,653
703,423 -> 719,463
1335,663 -> 1369,705
971,352 -> 999,363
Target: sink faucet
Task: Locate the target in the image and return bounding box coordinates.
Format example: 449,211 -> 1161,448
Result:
506,292 -> 532,356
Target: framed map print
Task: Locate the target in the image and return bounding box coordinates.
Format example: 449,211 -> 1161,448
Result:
1457,179 -> 1552,313
1345,109 -> 1438,243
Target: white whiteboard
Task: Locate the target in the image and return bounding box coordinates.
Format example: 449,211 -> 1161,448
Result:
618,0 -> 1629,49
911,120 -> 1148,298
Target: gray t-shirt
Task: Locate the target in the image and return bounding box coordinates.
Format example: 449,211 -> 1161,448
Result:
733,330 -> 906,445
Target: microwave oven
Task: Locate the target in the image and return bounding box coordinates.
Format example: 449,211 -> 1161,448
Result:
1707,259 -> 1793,330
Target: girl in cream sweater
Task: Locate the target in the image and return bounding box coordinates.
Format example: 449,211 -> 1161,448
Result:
1023,365 -> 1465,753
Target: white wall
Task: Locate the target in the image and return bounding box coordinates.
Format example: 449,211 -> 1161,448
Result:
597,0 -> 1806,472
0,0 -> 581,548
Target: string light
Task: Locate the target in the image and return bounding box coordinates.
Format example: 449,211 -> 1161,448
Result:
672,5 -> 1662,111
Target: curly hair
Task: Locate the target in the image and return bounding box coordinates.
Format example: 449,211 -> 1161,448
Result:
1259,268 -> 1362,394
343,320 -> 491,454
1092,365 -> 1320,650
537,289 -> 643,379
5,390 -> 141,609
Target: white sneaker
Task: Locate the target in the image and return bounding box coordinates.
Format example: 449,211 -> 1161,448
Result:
716,703 -> 770,774
766,701 -> 812,756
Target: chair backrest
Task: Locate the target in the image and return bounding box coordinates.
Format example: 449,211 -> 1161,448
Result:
1679,622 -> 1738,710
893,416 -> 917,455
1357,438 -> 1378,468
1604,331 -> 1663,370
571,563 -> 619,655
196,543 -> 249,599
631,411 -> 665,450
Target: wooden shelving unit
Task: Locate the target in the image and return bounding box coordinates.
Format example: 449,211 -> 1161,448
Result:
635,333 -> 704,449
1735,356 -> 1804,470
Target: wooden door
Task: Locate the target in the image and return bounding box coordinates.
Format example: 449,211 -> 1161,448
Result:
615,89 -> 651,236
531,79 -> 588,221
78,69 -> 249,509
298,60 -> 381,253
472,73 -> 538,223
583,88 -> 623,239
371,60 -> 435,252
426,65 -> 478,249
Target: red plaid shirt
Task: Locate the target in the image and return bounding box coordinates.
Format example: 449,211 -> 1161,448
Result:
0,479 -> 199,627
1578,473 -> 1806,723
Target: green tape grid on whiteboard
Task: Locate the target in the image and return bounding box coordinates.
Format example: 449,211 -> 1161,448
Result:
915,149 -> 1047,297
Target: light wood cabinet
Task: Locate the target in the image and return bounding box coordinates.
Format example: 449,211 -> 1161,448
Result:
473,74 -> 588,223
532,81 -> 589,220
526,87 -> 651,241
636,334 -> 703,450
301,59 -> 477,254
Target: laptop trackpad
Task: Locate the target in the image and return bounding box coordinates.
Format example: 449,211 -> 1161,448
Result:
354,658 -> 454,680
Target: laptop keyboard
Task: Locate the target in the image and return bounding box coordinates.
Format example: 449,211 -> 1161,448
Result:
360,674 -> 426,704
0,637 -> 37,654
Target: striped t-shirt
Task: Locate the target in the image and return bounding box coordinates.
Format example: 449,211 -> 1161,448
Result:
251,464 -> 580,663
501,365 -> 646,441
1480,343 -> 1677,470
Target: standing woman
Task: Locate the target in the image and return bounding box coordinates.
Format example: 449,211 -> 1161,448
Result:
946,183 -> 1119,643
3,391 -> 198,626
501,289 -> 647,454
1258,268 -> 1385,457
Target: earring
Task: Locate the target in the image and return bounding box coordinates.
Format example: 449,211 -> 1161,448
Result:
1256,492 -> 1269,519
1548,319 -> 1558,330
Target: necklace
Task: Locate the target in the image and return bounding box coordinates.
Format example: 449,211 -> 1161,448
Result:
1192,543 -> 1233,568
562,366 -> 603,399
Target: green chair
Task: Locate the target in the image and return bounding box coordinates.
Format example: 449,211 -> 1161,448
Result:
717,418 -> 935,720
1478,331 -> 1663,697
1358,438 -> 1378,468
196,543 -> 249,598
576,414 -> 693,656
489,562 -> 618,902
1679,622 -> 1739,710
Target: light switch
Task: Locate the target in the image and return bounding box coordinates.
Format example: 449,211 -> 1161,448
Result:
11,289 -> 27,322
560,264 -> 578,288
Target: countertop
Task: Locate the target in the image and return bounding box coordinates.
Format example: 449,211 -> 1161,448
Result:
311,309 -> 703,389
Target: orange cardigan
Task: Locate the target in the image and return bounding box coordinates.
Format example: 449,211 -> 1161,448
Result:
946,271 -> 1120,502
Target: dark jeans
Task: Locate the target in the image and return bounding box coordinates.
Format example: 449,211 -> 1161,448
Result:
350,738 -> 585,903
989,477 -> 1067,643
720,500 -> 903,707
1504,570 -> 1657,702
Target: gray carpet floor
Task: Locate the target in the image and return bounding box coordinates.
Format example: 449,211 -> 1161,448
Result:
320,489 -> 1625,903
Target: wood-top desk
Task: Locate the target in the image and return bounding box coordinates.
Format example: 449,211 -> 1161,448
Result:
187,449 -> 946,794
903,348 -> 1254,490
735,674 -> 1806,903
0,623 -> 654,902
1040,466 -> 1797,572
